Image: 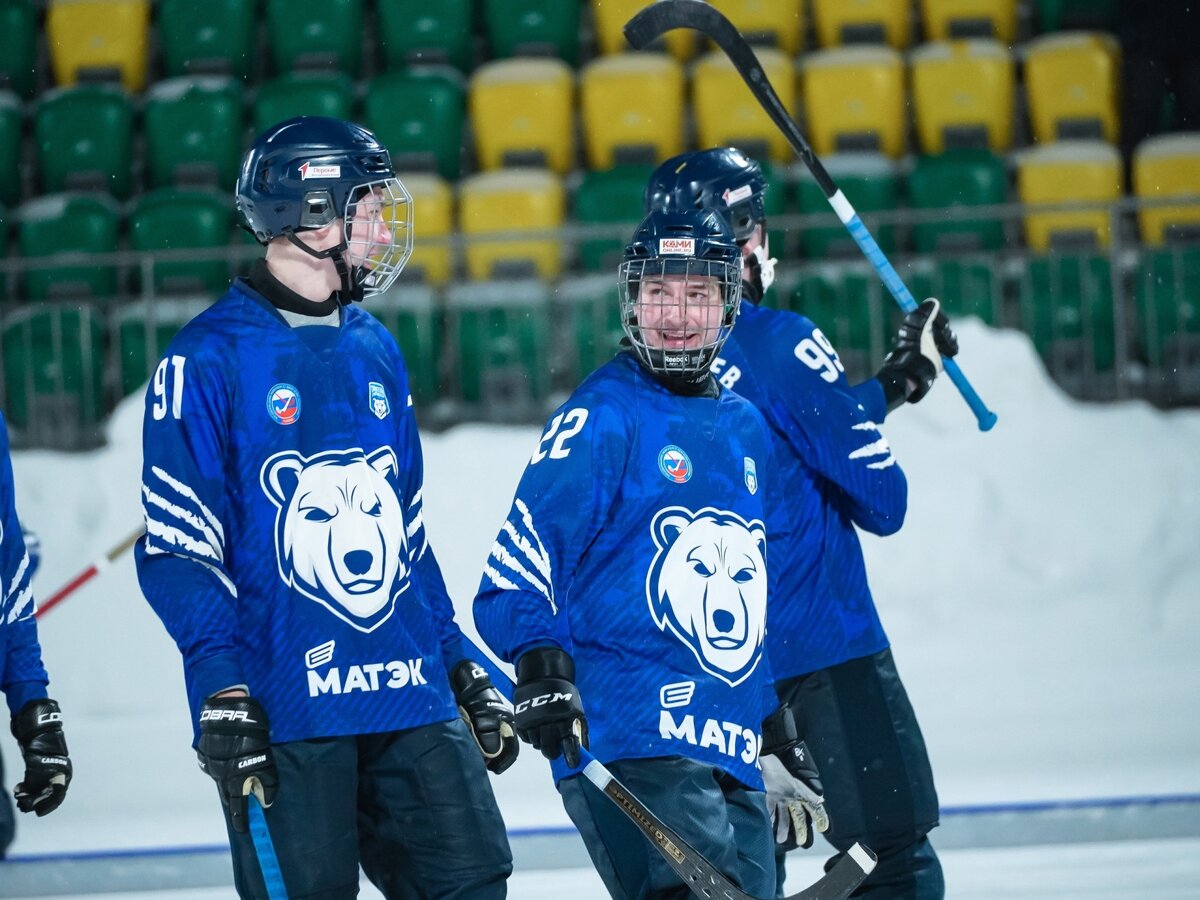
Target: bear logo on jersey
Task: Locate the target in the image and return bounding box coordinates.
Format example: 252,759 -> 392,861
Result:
260,447 -> 409,632
646,507 -> 767,687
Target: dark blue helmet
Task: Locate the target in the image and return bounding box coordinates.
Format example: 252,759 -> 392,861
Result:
644,147 -> 768,243
236,116 -> 412,299
619,207 -> 744,383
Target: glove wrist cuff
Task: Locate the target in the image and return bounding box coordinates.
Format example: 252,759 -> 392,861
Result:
12,698 -> 63,742
450,659 -> 490,698
516,646 -> 575,683
761,704 -> 799,757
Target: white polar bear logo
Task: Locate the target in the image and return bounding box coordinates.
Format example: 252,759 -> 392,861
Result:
646,506 -> 768,687
260,447 -> 409,633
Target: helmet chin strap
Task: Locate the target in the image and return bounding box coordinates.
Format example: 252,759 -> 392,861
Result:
741,235 -> 777,305
284,231 -> 365,304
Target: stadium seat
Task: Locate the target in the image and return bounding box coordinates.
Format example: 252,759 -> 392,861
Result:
144,77 -> 244,189
591,0 -> 695,61
378,0 -> 474,71
705,0 -> 806,55
801,47 -> 907,158
692,48 -> 798,165
128,188 -> 234,296
579,53 -> 686,169
1023,32 -> 1121,143
0,0 -> 38,99
1135,246 -> 1200,392
399,172 -> 454,285
17,193 -> 120,300
366,284 -> 442,406
159,0 -> 258,80
1133,133 -> 1200,247
114,295 -> 212,398
34,84 -> 135,198
919,0 -> 1017,41
1016,140 -> 1123,252
903,255 -> 1001,323
364,68 -> 465,181
907,149 -> 1008,252
445,279 -> 552,413
46,0 -> 150,91
265,0 -> 363,76
1034,0 -> 1118,32
573,164 -> 654,272
812,0 -> 912,48
482,0 -> 581,66
458,169 -> 565,280
1,302 -> 106,443
795,154 -> 900,258
910,39 -> 1015,154
555,272 -> 626,387
469,58 -> 575,174
788,262 -> 889,379
252,72 -> 356,136
0,91 -> 20,207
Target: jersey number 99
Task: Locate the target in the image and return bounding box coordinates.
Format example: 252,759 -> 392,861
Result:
793,329 -> 844,383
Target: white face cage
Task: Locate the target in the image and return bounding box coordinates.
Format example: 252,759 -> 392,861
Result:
618,256 -> 743,380
343,177 -> 413,298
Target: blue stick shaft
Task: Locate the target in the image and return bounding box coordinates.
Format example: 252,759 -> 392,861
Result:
248,794 -> 288,900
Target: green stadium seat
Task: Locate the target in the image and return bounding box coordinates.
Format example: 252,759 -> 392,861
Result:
265,0 -> 363,75
378,0 -> 474,71
573,165 -> 653,272
18,193 -> 120,300
1135,246 -> 1200,391
445,279 -> 552,416
795,153 -> 899,258
907,150 -> 1007,252
1,302 -> 106,446
252,72 -> 355,136
788,262 -> 890,381
0,203 -> 7,301
128,188 -> 234,296
1035,0 -> 1117,32
114,295 -> 211,397
902,256 -> 1000,324
481,0 -> 581,66
144,77 -> 244,189
0,0 -> 38,99
555,272 -> 626,389
369,285 -> 442,407
364,69 -> 465,181
34,84 -> 135,198
0,91 -> 20,207
159,0 -> 259,80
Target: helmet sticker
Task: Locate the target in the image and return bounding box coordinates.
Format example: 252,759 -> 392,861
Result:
723,184 -> 754,205
659,238 -> 696,256
299,162 -> 342,180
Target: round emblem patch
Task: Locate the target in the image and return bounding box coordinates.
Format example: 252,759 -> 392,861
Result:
267,383 -> 301,425
658,445 -> 692,484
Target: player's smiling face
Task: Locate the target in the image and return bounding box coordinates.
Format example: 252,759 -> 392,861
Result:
636,274 -> 724,351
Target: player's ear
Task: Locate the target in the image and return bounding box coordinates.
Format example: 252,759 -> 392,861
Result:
366,447 -> 400,488
261,452 -> 304,506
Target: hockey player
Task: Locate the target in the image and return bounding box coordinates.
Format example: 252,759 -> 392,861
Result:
646,148 -> 956,899
0,412 -> 72,858
475,207 -> 815,899
136,117 -> 516,899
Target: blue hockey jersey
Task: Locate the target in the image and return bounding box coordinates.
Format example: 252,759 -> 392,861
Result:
0,412 -> 49,717
711,301 -> 907,680
136,281 -> 466,744
475,352 -> 785,789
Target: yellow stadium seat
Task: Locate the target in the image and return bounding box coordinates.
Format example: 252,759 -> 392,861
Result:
812,0 -> 911,49
401,173 -> 455,285
459,169 -> 565,280
910,39 -> 1015,154
469,58 -> 575,175
1024,32 -> 1121,144
580,53 -> 686,169
919,0 -> 1017,42
693,48 -> 797,165
1133,133 -> 1200,246
1017,141 -> 1123,251
591,0 -> 695,61
801,46 -> 906,158
705,0 -> 805,55
46,0 -> 151,92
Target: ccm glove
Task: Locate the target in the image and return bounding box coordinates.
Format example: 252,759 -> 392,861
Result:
11,698 -> 71,816
452,659 -> 519,774
197,695 -> 278,833
761,705 -> 829,850
513,647 -> 588,768
876,298 -> 960,411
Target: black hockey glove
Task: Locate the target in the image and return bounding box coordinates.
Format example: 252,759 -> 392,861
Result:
875,298 -> 959,412
197,695 -> 278,834
11,698 -> 71,816
761,705 -> 829,851
452,659 -> 519,775
513,647 -> 588,768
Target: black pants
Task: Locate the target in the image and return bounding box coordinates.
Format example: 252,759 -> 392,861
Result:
775,649 -> 943,900
223,718 -> 512,899
0,747 -> 13,856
